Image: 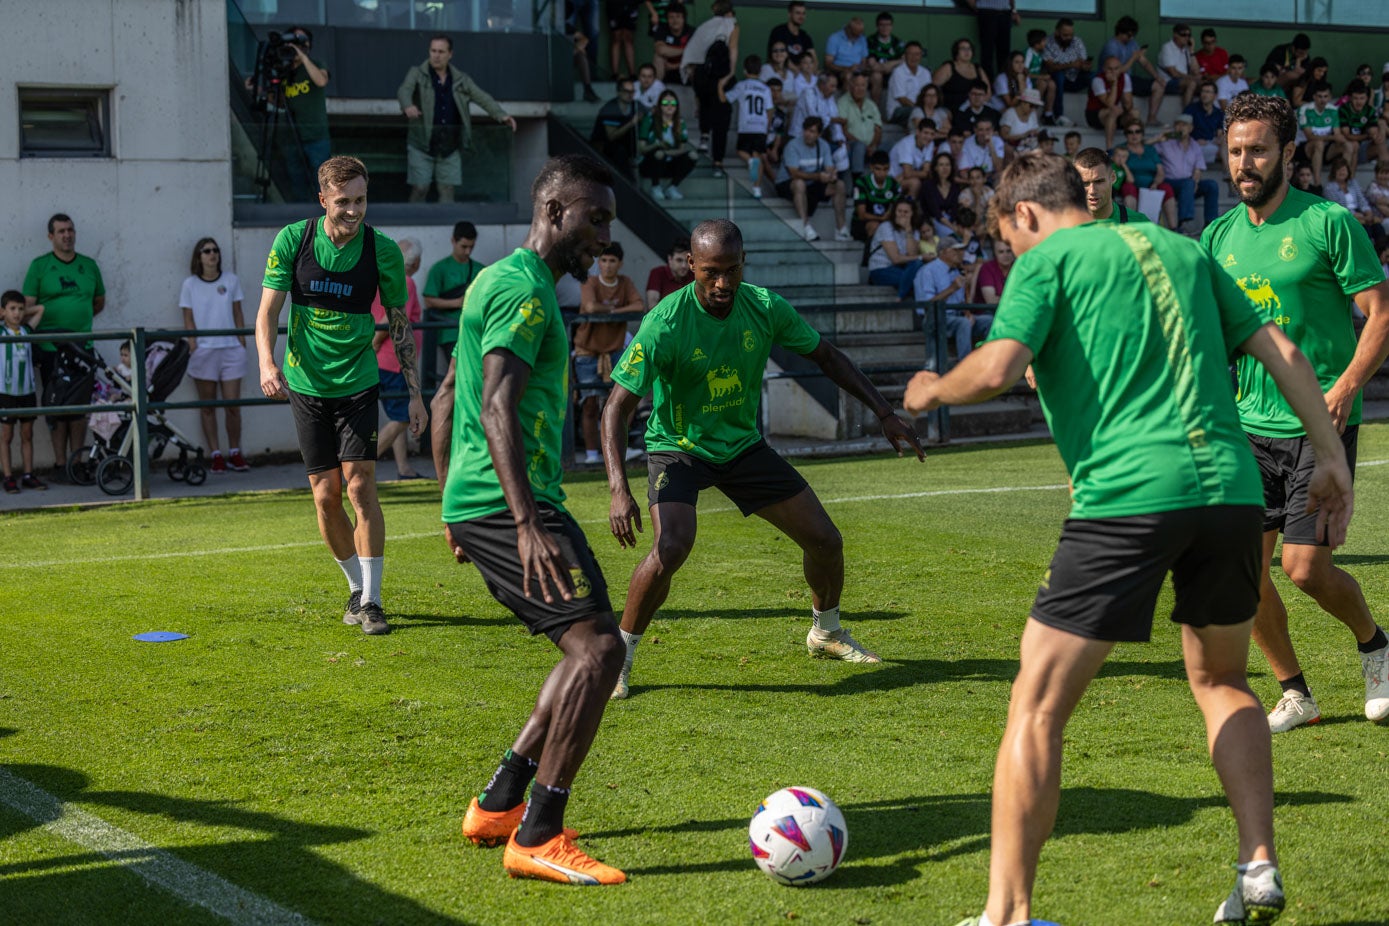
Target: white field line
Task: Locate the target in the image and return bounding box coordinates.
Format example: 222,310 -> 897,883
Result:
0,767 -> 312,925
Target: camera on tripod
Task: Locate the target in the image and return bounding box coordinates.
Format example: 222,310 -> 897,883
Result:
252,30 -> 308,101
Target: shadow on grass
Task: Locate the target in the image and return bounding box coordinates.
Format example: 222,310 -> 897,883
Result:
654,607 -> 910,623
0,762 -> 473,925
1329,554 -> 1389,567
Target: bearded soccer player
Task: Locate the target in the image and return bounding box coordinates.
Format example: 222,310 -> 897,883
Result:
600,219 -> 924,700
431,154 -> 626,885
256,156 -> 427,636
905,153 -> 1352,926
1202,93 -> 1389,732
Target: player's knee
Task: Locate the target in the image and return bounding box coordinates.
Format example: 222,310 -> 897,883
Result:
652,531 -> 694,572
805,522 -> 843,559
1282,553 -> 1331,593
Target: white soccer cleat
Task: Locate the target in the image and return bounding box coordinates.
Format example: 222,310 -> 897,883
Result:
802,224 -> 819,242
807,627 -> 881,663
834,226 -> 853,241
1267,690 -> 1320,734
610,664 -> 631,700
1362,642 -> 1389,722
751,186 -> 763,199
1214,862 -> 1284,924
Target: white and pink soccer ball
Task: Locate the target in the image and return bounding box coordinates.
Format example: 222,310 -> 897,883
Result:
748,786 -> 848,885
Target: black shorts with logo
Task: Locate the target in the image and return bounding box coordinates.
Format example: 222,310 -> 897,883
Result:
447,505 -> 614,643
289,386 -> 378,475
1031,505 -> 1263,643
647,440 -> 809,516
1248,425 -> 1359,546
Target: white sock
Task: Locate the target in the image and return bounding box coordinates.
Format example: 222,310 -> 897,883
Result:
1239,860 -> 1276,875
977,915 -> 996,926
812,605 -> 841,633
361,556 -> 383,606
229,447 -> 240,455
337,555 -> 363,594
619,629 -> 642,669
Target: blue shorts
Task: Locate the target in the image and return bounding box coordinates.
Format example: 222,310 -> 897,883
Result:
574,351 -> 622,401
378,369 -> 409,422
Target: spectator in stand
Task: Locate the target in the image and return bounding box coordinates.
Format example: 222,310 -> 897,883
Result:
888,41 -> 930,126
1216,56 -> 1250,109
720,56 -> 774,197
910,84 -> 951,139
22,214 -> 104,478
890,119 -> 935,198
785,45 -> 820,110
1041,18 -> 1092,127
1365,162 -> 1389,238
638,89 -> 698,199
765,78 -> 791,169
992,51 -> 1033,112
920,150 -> 964,235
865,13 -> 906,105
1155,23 -> 1200,124
1323,159 -> 1383,246
642,0 -> 677,37
1343,64 -> 1376,105
1116,117 -> 1178,228
867,199 -> 922,296
1194,28 -> 1229,78
566,17 -> 599,103
966,0 -> 1018,80
569,0 -> 601,73
1063,129 -> 1082,160
959,117 -> 1006,182
1100,16 -> 1161,100
972,235 -> 1013,305
760,41 -> 794,92
839,71 -> 884,177
653,3 -> 693,87
1,291 -> 45,494
1000,87 -> 1042,151
1252,62 -> 1288,99
422,221 -> 484,390
824,17 -> 869,86
683,0 -> 739,172
1291,162 -> 1323,197
1299,81 -> 1350,184
635,62 -> 666,111
276,27 -> 332,190
851,150 -> 899,241
1373,69 -> 1389,112
371,237 -> 424,480
576,242 -> 644,465
959,166 -> 995,237
792,74 -> 851,174
1184,80 -> 1225,166
775,116 -> 850,242
1338,80 -> 1383,174
591,77 -> 643,175
1290,57 -> 1329,109
1087,56 -> 1134,149
912,237 -> 987,368
1023,29 -> 1057,121
1035,128 -> 1057,155
935,38 -> 991,113
1156,113 -> 1220,233
1264,32 -> 1311,92
645,237 -> 693,307
956,80 -> 1001,135
768,0 -> 815,67
398,35 -> 516,204
180,237 -> 248,475
608,0 -> 639,79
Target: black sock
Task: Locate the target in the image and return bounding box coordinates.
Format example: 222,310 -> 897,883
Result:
515,783 -> 570,847
477,749 -> 538,812
1358,626 -> 1388,655
1279,672 -> 1311,698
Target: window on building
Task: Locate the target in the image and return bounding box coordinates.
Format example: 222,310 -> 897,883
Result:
18,88 -> 112,158
1159,0 -> 1389,27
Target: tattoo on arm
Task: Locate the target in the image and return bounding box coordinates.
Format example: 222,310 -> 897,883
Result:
385,304 -> 422,397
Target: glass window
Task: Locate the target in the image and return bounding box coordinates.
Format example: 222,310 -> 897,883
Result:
19,88 -> 111,158
1160,0 -> 1389,27
829,0 -> 1097,10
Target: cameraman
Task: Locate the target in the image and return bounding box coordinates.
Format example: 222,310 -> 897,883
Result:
280,27 -> 332,176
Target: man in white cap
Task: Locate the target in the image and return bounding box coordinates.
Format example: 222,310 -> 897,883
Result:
912,236 -> 987,368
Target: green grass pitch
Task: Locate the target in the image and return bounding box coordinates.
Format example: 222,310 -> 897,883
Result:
3,431 -> 1388,925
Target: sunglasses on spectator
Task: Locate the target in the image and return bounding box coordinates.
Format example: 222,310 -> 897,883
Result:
1177,31 -> 1191,37
201,247 -> 220,254
1125,128 -> 1143,134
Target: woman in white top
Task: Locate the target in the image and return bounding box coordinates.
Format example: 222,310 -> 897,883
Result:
909,84 -> 951,141
867,199 -> 922,299
180,237 -> 247,473
1324,159 -> 1379,232
760,41 -> 793,86
1000,88 -> 1042,151
991,51 -> 1033,112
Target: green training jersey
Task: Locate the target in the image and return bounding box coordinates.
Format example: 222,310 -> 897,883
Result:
1339,101 -> 1376,135
989,222 -> 1265,519
441,249 -> 570,523
263,219 -> 406,398
1297,102 -> 1338,136
1091,203 -> 1151,225
423,256 -> 485,347
1202,186 -> 1385,437
611,282 -> 821,464
21,252 -> 105,353
867,34 -> 905,62
1249,82 -> 1287,99
854,173 -> 901,218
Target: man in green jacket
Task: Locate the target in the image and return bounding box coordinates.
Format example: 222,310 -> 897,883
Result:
397,35 -> 517,203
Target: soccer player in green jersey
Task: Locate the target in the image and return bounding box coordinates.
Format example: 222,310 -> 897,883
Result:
430,154 -> 626,885
1203,93 -> 1389,732
600,219 -> 924,700
1074,147 -> 1150,224
906,153 -> 1353,926
256,156 -> 426,636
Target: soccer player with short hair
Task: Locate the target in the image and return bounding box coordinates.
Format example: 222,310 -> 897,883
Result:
905,152 -> 1353,926
256,155 -> 426,636
600,219 -> 924,700
1073,146 -> 1148,224
431,154 -> 627,885
1203,93 -> 1389,733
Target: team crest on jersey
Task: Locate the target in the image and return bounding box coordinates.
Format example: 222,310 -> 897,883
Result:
621,341 -> 645,376
742,329 -> 756,352
1223,253 -> 1238,268
1279,236 -> 1298,261
691,347 -> 707,361
266,252 -> 280,270
1236,274 -> 1282,311
217,284 -> 227,295
511,298 -> 545,340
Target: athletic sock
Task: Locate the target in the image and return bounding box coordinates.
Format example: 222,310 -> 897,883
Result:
748,156 -> 761,185
361,556 -> 383,606
229,447 -> 241,456
812,605 -> 841,633
336,555 -> 363,595
1357,625 -> 1388,654
515,782 -> 571,847
1279,672 -> 1311,698
619,629 -> 642,670
478,748 -> 539,811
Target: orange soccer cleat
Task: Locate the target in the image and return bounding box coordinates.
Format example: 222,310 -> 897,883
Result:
462,798 -> 576,847
502,831 -> 626,885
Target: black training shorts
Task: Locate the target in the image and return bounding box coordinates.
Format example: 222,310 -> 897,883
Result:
736,133 -> 769,155
0,392 -> 37,425
447,505 -> 613,643
1030,505 -> 1263,643
289,386 -> 379,475
647,440 -> 809,516
1247,425 -> 1358,546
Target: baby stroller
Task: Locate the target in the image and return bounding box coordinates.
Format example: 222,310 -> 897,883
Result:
61,339 -> 208,495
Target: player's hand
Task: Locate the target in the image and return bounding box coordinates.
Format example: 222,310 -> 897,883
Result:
903,369 -> 941,415
502,116 -> 518,132
517,521 -> 574,603
403,105 -> 422,119
444,527 -> 471,563
1024,364 -> 1038,390
1306,459 -> 1354,548
610,490 -> 645,548
881,413 -> 925,461
260,363 -> 289,400
1324,385 -> 1354,433
407,395 -> 429,437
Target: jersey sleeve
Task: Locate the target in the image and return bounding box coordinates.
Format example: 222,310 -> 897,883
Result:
770,292 -> 822,354
178,277 -> 194,310
262,222 -> 304,293
478,280 -> 553,368
988,249 -> 1057,355
374,232 -> 408,307
229,273 -> 245,303
1206,254 -> 1266,358
1323,205 -> 1386,296
91,261 -> 105,298
610,311 -> 663,396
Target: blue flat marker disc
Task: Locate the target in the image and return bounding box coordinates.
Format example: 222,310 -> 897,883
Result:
133,631 -> 189,642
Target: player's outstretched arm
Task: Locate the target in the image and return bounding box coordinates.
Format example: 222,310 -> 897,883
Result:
903,338 -> 1032,414
254,288 -> 290,399
431,359 -> 469,564
1239,322 -> 1354,546
1327,280 -> 1389,431
385,302 -> 429,436
602,384 -> 645,547
805,339 -> 925,460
